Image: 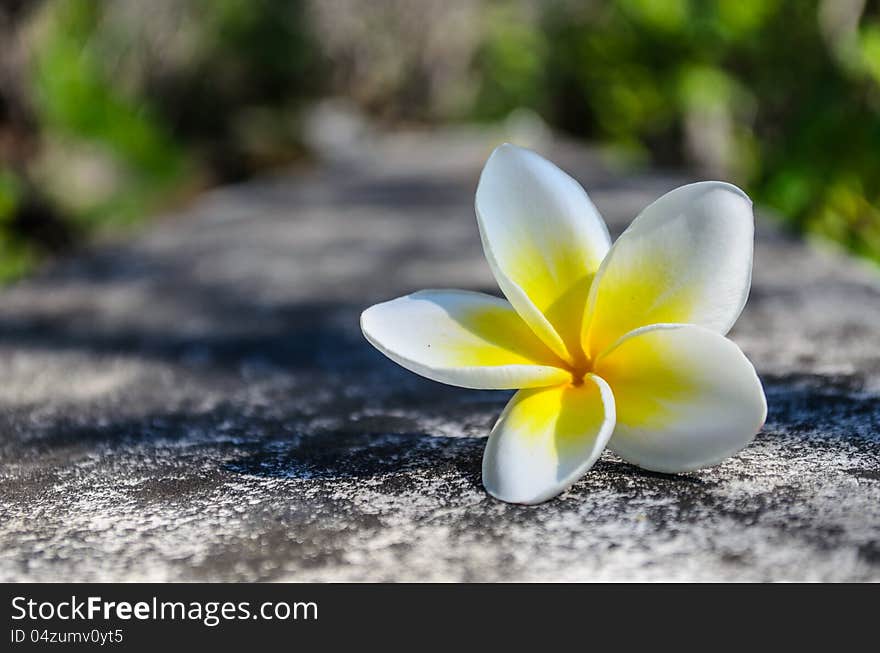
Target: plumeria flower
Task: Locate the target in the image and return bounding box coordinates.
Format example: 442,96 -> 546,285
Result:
361,144 -> 767,504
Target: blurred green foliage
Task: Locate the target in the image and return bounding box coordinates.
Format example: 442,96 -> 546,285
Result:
0,170 -> 35,279
2,0 -> 880,281
0,0 -> 316,280
31,0 -> 187,227
473,0 -> 880,262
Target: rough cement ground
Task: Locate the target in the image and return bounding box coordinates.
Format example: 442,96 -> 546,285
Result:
0,118 -> 878,581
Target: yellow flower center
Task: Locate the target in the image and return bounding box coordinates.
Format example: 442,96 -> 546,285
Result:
565,355 -> 592,387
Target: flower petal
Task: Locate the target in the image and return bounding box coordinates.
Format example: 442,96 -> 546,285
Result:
361,289 -> 570,389
482,374 -> 615,504
593,324 -> 767,473
583,181 -> 754,359
476,143 -> 611,364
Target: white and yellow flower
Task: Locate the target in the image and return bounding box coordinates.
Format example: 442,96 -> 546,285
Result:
361,144 -> 767,504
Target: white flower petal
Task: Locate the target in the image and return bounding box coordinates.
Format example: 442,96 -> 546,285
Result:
584,181 -> 754,358
482,374 -> 615,504
594,324 -> 767,473
476,143 -> 611,364
361,289 -> 570,390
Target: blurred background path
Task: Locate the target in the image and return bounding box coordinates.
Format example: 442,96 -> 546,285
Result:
0,120 -> 878,581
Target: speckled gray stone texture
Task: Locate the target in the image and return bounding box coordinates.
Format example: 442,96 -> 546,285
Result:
1,124 -> 878,581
